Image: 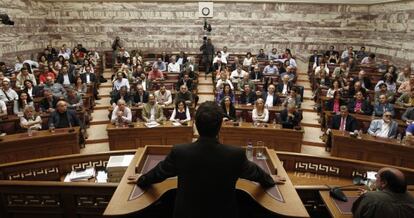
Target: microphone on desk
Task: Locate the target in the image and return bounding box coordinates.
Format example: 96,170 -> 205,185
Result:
327,176 -> 365,202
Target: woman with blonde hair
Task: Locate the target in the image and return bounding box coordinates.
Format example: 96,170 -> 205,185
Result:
252,98 -> 269,123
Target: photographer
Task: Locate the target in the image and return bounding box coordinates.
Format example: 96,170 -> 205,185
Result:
199,38 -> 214,79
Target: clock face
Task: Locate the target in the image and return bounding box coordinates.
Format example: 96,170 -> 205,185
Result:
201,7 -> 210,16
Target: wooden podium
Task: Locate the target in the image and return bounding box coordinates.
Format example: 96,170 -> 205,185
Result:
104,145 -> 309,217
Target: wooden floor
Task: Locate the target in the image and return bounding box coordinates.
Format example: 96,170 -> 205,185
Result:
82,60 -> 329,157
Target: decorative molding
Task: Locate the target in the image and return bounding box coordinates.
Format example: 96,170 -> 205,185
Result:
71,160 -> 107,171
7,167 -> 59,180
295,162 -> 340,175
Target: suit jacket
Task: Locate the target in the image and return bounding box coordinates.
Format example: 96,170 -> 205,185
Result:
279,109 -> 302,129
368,119 -> 398,138
176,79 -> 193,91
141,103 -> 165,122
351,77 -> 372,90
347,99 -> 372,115
329,114 -> 358,132
309,54 -> 321,65
110,92 -> 131,105
222,105 -> 236,121
276,82 -> 292,94
249,71 -> 263,80
239,91 -> 256,104
374,103 -> 395,117
24,86 -> 43,98
48,109 -> 81,128
56,73 -> 76,85
262,92 -> 281,106
133,91 -> 149,104
402,107 -> 414,122
80,73 -> 97,84
137,137 -> 275,218
40,96 -> 59,111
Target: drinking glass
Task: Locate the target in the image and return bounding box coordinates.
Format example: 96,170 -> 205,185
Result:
49,123 -> 55,133
256,141 -> 266,160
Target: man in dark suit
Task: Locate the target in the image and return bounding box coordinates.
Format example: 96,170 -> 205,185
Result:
276,74 -> 293,95
48,100 -> 81,129
329,106 -> 358,132
132,84 -> 149,106
56,66 -> 75,86
176,73 -> 193,91
40,89 -> 59,112
308,50 -> 321,66
80,66 -> 99,99
239,84 -> 256,104
279,105 -> 302,129
128,101 -> 284,218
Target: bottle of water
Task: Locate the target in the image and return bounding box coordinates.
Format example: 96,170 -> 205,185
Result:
246,141 -> 254,161
397,133 -> 402,144
27,126 -> 33,137
371,111 -> 375,119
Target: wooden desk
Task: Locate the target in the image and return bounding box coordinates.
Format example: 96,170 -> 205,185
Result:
331,130 -> 414,168
107,121 -> 194,150
104,145 -> 309,217
0,127 -> 80,164
219,122 -> 304,152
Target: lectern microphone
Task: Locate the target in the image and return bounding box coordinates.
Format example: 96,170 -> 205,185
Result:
327,176 -> 365,202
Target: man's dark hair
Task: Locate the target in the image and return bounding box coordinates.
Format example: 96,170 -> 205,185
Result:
195,101 -> 223,137
0,62 -> 5,66
369,53 -> 376,59
380,170 -> 407,193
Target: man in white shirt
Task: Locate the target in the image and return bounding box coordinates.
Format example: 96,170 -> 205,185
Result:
168,56 -> 181,73
341,46 -> 355,60
213,52 -> 227,64
230,65 -> 248,84
262,60 -> 278,76
0,99 -> 7,117
368,111 -> 398,138
220,46 -> 230,62
111,99 -> 132,125
154,84 -> 172,106
216,72 -> 234,90
113,72 -> 130,92
287,54 -> 297,69
263,84 -> 279,107
0,80 -> 18,102
153,58 -> 167,72
268,48 -> 279,60
361,53 -> 376,66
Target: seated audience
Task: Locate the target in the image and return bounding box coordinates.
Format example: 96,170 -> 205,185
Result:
242,52 -> 253,67
80,66 -> 97,84
168,56 -> 180,73
169,100 -> 191,124
277,74 -> 293,95
256,48 -> 267,60
142,94 -> 165,123
40,89 -> 59,112
240,84 -> 256,105
262,84 -> 280,107
402,107 -> 414,125
375,73 -> 396,93
56,66 -> 75,87
14,55 -> 39,72
65,88 -> 83,110
216,71 -> 234,90
326,80 -> 343,98
374,94 -> 395,117
0,99 -> 7,117
238,74 -> 255,92
286,54 -> 297,69
374,83 -> 395,104
250,66 -> 263,81
20,105 -> 42,130
74,77 -> 88,95
230,65 -> 248,84
176,73 -> 193,91
348,91 -> 372,115
367,111 -> 398,139
110,86 -> 131,107
352,167 -> 414,218
262,60 -> 278,76
221,96 -> 236,121
396,90 -> 414,108
23,80 -> 43,98
360,53 -> 375,66
212,58 -> 225,74
113,71 -> 130,92
132,84 -> 149,106
252,98 -> 269,123
220,46 -> 230,62
314,62 -> 329,79
176,51 -> 187,65
0,62 -> 14,77
175,85 -> 193,105
216,84 -> 235,104
350,70 -> 371,90
13,92 -> 33,115
268,48 -> 279,60
326,91 -> 346,113
397,66 -> 412,86
213,51 -> 227,64
356,46 -> 368,61
398,74 -> 414,94
329,105 -> 358,132
282,87 -> 302,109
333,62 -> 349,79
406,123 -> 414,136
341,46 -> 354,60
280,66 -> 295,83
154,84 -> 172,106
111,99 -> 132,125
348,81 -> 367,98
44,76 -> 66,98
16,68 -> 37,89
148,65 -> 165,81
48,100 -> 81,128
153,58 -> 167,72
280,104 -> 302,129
0,80 -> 18,102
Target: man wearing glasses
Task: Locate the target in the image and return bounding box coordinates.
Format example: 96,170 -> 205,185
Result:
367,111 -> 398,139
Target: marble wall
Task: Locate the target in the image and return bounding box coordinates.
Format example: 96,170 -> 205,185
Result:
0,1 -> 412,67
